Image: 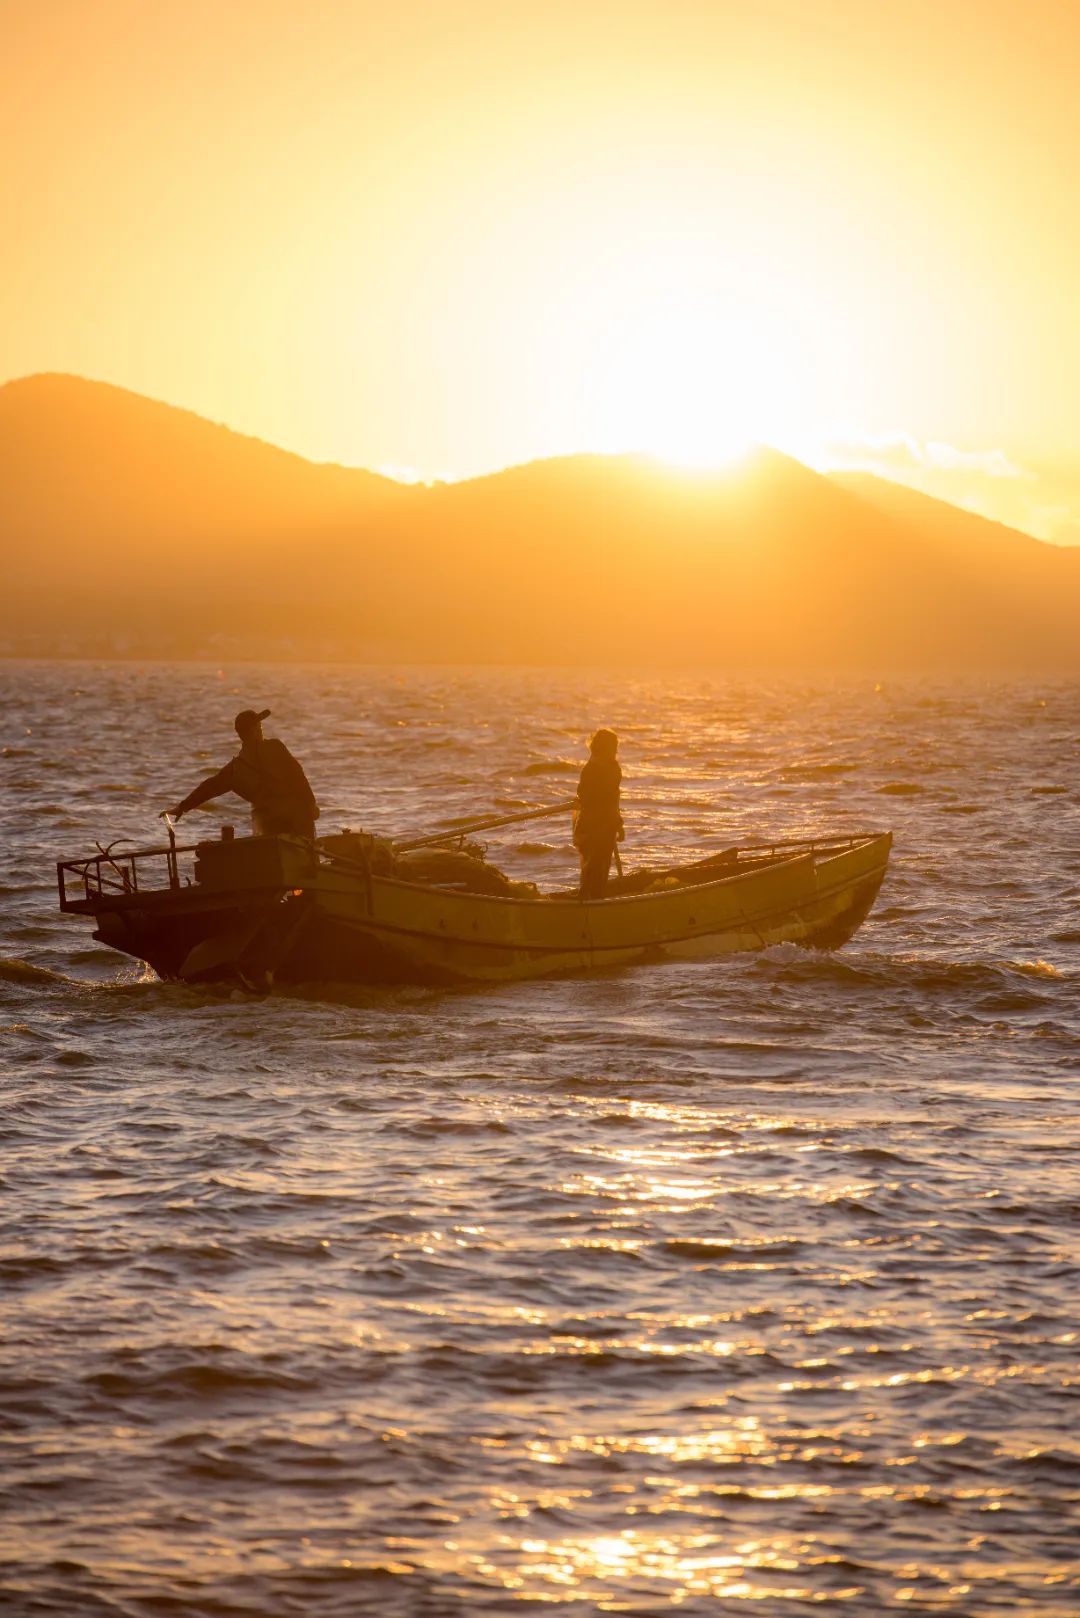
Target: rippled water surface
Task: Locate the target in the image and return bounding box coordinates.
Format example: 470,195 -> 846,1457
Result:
2,662 -> 1078,1616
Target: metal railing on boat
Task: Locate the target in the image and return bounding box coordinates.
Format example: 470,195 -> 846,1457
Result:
710,832 -> 883,858
57,839 -> 197,909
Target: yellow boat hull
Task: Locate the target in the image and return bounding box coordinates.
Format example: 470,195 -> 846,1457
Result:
64,832 -> 892,987
308,833 -> 892,984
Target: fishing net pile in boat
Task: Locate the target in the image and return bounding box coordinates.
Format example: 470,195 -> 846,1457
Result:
317,831 -> 540,898
317,830 -> 397,874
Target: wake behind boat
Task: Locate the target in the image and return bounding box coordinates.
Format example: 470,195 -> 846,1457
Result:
57,824 -> 892,987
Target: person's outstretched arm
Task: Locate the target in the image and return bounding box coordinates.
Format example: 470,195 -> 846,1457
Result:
167,761 -> 235,821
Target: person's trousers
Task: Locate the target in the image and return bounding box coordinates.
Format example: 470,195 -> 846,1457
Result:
578,831 -> 617,899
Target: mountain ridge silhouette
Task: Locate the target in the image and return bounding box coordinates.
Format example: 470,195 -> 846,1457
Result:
2,373 -> 1076,667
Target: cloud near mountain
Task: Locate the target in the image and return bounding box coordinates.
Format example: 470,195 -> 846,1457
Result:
2,373 -> 1077,669
818,431 -> 1080,546
827,432 -> 1031,480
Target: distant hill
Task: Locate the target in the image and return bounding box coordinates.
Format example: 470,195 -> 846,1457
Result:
0,373 -> 411,656
1,372 -> 1077,668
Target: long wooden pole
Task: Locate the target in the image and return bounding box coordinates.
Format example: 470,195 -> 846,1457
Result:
393,799 -> 576,853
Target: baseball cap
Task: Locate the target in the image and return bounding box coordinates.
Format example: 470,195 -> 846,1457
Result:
234,708 -> 271,736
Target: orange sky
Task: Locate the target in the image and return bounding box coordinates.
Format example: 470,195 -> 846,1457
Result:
2,0 -> 1078,541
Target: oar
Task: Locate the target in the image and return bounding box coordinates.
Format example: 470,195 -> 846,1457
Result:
393,799 -> 576,853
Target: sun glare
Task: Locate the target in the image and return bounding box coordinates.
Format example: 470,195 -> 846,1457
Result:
584,283 -> 811,470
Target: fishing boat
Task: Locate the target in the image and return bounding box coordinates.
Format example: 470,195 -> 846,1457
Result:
57,821 -> 892,987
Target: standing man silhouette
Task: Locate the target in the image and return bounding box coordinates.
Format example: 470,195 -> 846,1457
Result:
167,709 -> 319,840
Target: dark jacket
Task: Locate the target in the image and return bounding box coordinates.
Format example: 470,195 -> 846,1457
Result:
177,738 -> 318,833
573,755 -> 622,845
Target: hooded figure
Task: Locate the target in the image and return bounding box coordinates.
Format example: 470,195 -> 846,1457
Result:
168,709 -> 319,840
573,727 -> 624,899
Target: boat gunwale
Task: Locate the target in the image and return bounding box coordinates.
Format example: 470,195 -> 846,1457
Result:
363,846 -> 806,903
357,832 -> 889,911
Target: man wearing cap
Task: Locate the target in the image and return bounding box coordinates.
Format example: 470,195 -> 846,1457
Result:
167,709 -> 319,840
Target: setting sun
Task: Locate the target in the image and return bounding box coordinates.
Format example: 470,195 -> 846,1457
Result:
582,285 -> 769,467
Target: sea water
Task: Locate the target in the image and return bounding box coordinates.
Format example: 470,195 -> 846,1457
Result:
1,662 -> 1078,1616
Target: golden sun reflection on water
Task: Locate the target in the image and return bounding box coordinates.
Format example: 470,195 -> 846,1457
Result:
499,1528 -> 867,1604
544,1418 -> 770,1463
555,1160 -> 884,1212
556,1169 -> 717,1207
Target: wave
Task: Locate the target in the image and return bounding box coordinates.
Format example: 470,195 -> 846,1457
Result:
748,945 -> 1067,995
398,1116 -> 513,1137
662,1238 -> 802,1260
0,957 -> 174,998
84,1358 -> 315,1399
0,956 -> 73,986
